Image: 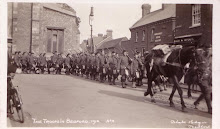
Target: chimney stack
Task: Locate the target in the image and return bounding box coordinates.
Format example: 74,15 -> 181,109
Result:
98,33 -> 103,37
106,30 -> 113,38
142,4 -> 151,17
162,4 -> 170,10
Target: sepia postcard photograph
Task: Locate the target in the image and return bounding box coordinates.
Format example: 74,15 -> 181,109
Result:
2,0 -> 219,128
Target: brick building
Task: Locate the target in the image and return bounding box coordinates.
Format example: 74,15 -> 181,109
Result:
129,4 -> 176,53
8,3 -> 80,55
174,4 -> 212,47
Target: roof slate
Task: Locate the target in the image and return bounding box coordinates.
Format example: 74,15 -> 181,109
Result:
130,4 -> 176,29
98,37 -> 128,49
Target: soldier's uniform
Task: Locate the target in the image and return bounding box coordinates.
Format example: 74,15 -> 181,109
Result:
39,53 -> 47,74
97,54 -> 107,82
80,53 -> 87,77
70,54 -> 76,74
194,48 -> 212,114
27,53 -> 36,73
90,54 -> 97,80
21,53 -> 28,73
107,53 -> 118,85
85,54 -> 91,78
75,54 -> 81,75
51,53 -> 58,68
65,54 -> 71,75
56,54 -> 64,74
117,51 -> 131,88
131,56 -> 140,88
137,55 -> 144,86
14,52 -> 21,68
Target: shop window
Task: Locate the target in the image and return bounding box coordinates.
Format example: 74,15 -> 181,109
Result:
151,28 -> 155,42
135,32 -> 138,42
142,30 -> 145,41
192,4 -> 201,26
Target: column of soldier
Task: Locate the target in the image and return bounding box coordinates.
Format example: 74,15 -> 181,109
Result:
12,49 -> 145,88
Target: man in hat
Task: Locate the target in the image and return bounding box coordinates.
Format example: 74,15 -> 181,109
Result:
107,51 -> 118,85
21,52 -> 28,73
39,53 -> 47,74
95,52 -> 100,80
56,54 -> 64,74
137,51 -> 144,86
70,53 -> 76,75
65,54 -> 71,75
85,53 -> 91,79
89,52 -> 97,80
117,50 -> 131,88
75,53 -> 81,76
131,52 -> 142,88
80,52 -> 87,77
51,51 -> 58,72
27,52 -> 36,73
193,47 -> 212,114
97,50 -> 107,83
14,51 -> 21,68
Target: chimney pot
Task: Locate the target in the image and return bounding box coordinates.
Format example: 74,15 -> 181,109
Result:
142,4 -> 151,17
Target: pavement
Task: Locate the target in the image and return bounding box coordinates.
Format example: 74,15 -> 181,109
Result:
7,73 -> 212,128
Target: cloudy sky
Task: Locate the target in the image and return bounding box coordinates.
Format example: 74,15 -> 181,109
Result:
70,2 -> 162,43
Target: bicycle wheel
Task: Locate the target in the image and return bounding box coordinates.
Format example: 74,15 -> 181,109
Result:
12,89 -> 24,123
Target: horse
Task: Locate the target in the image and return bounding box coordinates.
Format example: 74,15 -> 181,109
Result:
144,46 -> 196,111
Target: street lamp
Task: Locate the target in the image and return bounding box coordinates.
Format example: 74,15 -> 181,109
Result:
89,6 -> 94,53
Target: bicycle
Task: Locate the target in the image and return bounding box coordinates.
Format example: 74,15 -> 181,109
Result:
7,75 -> 24,123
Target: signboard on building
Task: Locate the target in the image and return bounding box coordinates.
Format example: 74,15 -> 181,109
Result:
154,32 -> 162,42
174,37 -> 196,43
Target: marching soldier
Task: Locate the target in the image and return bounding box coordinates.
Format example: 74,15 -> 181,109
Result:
51,51 -> 58,73
97,50 -> 107,83
80,52 -> 87,77
14,51 -> 21,68
131,52 -> 141,88
27,52 -> 36,73
117,50 -> 132,88
71,54 -> 76,74
65,54 -> 71,75
194,47 -> 212,114
40,53 -> 47,74
56,54 -> 64,74
21,52 -> 28,73
85,53 -> 91,79
90,52 -> 97,80
75,53 -> 81,75
107,51 -> 118,85
137,52 -> 144,86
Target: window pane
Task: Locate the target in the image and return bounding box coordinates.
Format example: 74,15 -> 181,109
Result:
52,34 -> 57,52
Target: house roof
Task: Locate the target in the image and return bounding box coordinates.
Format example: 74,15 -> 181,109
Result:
130,4 -> 176,29
95,36 -> 112,49
120,40 -> 134,57
43,3 -> 76,17
98,37 -> 128,50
